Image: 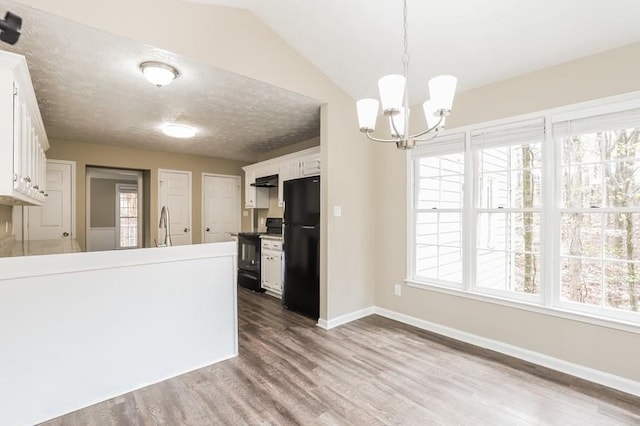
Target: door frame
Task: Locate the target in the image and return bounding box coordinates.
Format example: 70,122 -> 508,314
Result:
13,159 -> 76,241
158,168 -> 193,245
201,173 -> 241,243
86,167 -> 143,252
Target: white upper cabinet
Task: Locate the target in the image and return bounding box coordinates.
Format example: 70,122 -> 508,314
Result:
0,51 -> 49,206
242,146 -> 320,209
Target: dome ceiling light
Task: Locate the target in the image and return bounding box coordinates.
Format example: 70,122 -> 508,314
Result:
140,61 -> 180,87
161,123 -> 196,139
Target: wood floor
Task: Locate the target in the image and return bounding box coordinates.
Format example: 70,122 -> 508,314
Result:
43,288 -> 640,425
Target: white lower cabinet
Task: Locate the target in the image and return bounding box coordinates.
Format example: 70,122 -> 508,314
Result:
261,238 -> 283,296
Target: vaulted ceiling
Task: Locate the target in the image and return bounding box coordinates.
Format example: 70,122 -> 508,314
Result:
195,0 -> 640,103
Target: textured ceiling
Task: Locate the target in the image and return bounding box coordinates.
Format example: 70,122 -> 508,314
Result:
193,0 -> 640,105
0,1 -> 321,162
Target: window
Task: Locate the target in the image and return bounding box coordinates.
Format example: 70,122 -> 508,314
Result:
555,107 -> 640,316
472,119 -> 544,299
409,97 -> 640,326
411,133 -> 465,287
117,184 -> 139,249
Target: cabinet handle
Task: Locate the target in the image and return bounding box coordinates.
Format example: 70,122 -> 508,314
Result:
23,176 -> 31,183
39,190 -> 45,195
13,174 -> 17,182
33,185 -> 39,190
184,228 -> 190,233
62,232 -> 69,237
206,227 -> 210,232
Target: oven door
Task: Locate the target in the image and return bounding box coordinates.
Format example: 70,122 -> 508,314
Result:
238,235 -> 260,272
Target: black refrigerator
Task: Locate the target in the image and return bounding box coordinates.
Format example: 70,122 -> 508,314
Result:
283,176 -> 320,320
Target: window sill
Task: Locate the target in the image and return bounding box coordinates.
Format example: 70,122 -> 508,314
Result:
404,279 -> 640,335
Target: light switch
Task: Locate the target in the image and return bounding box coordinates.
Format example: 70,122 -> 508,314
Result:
333,206 -> 342,217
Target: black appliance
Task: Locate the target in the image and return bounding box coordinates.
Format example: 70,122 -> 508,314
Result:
237,217 -> 283,292
283,176 -> 320,320
251,174 -> 278,188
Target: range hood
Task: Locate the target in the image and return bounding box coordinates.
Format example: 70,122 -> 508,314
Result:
251,174 -> 278,188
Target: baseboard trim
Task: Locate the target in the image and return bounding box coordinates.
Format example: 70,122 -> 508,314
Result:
316,306 -> 376,330
373,307 -> 640,398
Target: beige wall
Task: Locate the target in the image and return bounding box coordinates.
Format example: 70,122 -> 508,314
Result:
19,0 -> 376,321
374,42 -> 640,382
47,138 -> 251,250
0,205 -> 12,240
257,137 -> 320,162
255,187 -> 284,229
89,178 -> 133,228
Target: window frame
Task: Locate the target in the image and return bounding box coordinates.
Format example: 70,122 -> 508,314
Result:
115,183 -> 140,250
410,152 -> 466,289
407,91 -> 640,332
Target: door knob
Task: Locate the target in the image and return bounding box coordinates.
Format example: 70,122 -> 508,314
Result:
206,227 -> 210,232
62,232 -> 69,237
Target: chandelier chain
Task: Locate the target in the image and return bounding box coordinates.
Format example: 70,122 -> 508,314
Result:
402,0 -> 410,140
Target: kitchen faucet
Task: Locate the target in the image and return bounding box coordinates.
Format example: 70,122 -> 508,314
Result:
158,205 -> 172,247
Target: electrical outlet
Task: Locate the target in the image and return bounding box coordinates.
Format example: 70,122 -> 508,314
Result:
394,284 -> 402,296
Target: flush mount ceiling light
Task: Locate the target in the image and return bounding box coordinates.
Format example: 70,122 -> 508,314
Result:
161,123 -> 196,139
356,0 -> 457,150
140,61 -> 180,87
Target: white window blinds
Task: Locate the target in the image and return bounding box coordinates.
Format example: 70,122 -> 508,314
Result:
471,118 -> 545,149
411,132 -> 466,158
553,106 -> 640,138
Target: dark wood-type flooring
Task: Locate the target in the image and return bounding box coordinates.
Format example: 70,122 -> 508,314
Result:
42,288 -> 640,425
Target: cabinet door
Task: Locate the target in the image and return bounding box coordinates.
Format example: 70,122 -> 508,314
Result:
261,252 -> 270,290
299,155 -> 321,177
277,164 -> 287,207
244,170 -> 257,208
272,251 -> 283,294
12,82 -> 20,190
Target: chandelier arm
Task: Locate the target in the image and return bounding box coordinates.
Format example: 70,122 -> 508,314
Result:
363,131 -> 403,144
390,114 -> 402,139
408,114 -> 444,140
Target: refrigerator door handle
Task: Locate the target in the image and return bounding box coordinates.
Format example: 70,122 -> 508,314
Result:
301,226 -> 315,229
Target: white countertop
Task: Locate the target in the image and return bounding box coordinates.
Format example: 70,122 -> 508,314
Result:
0,238 -> 82,257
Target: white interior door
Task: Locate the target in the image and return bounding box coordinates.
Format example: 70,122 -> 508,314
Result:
202,174 -> 241,243
159,169 -> 192,246
21,160 -> 74,240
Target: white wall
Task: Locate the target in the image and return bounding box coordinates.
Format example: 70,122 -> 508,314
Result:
0,242 -> 237,425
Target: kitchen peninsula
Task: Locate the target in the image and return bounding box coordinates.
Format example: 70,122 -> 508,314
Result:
0,241 -> 238,425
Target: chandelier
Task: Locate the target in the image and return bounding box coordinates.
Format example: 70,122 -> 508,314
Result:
356,0 -> 457,150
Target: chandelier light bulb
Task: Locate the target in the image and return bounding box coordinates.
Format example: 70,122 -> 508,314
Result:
428,75 -> 458,112
423,100 -> 446,129
356,99 -> 380,132
378,74 -> 406,112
